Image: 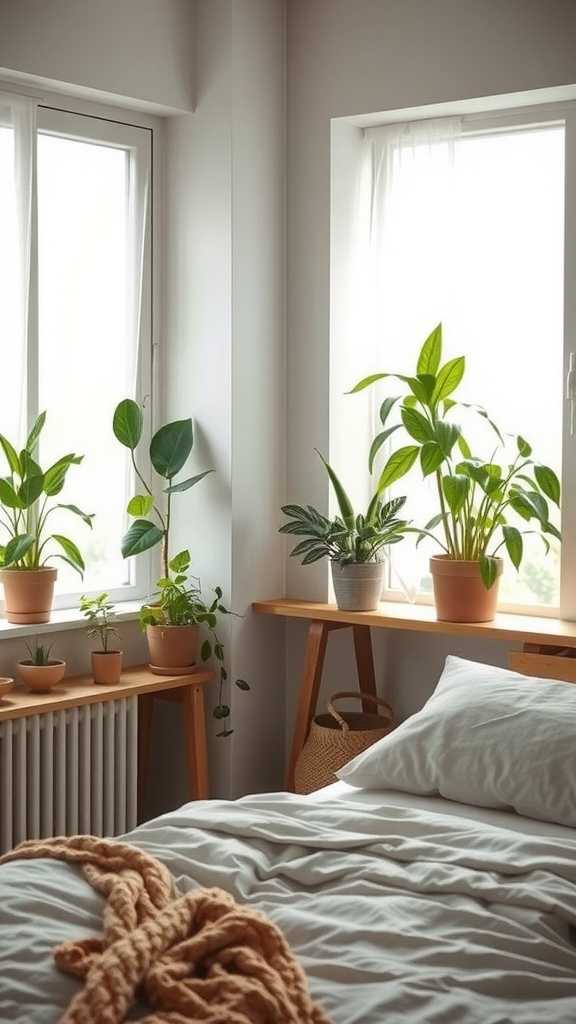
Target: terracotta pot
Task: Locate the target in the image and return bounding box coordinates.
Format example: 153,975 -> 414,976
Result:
92,650 -> 123,685
17,659 -> 66,693
331,561 -> 385,612
146,624 -> 200,673
430,556 -> 503,623
0,567 -> 57,624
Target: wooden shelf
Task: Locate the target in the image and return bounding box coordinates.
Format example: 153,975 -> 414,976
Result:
0,664 -> 214,722
253,598 -> 576,648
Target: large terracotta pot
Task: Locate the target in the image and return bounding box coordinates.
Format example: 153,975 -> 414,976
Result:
331,561 -> 385,612
17,659 -> 66,692
430,556 -> 503,623
92,650 -> 123,685
146,624 -> 200,674
0,567 -> 57,624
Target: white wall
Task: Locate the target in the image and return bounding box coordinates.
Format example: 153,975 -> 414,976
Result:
284,0 -> 576,744
0,0 -> 195,112
164,0 -> 286,800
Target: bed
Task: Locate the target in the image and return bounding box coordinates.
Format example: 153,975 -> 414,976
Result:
1,656 -> 576,1022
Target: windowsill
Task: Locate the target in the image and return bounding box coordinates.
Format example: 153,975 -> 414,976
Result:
0,601 -> 142,640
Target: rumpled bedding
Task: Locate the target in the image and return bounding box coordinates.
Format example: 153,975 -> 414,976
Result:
1,790 -> 576,1023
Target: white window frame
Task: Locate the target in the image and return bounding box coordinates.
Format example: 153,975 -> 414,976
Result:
6,97 -> 161,610
331,99 -> 576,619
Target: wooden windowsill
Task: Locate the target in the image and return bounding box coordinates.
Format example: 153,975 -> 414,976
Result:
252,598 -> 576,648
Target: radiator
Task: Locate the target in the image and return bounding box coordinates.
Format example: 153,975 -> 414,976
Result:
0,698 -> 138,854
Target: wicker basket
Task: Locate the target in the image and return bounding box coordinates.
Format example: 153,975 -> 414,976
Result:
294,691 -> 395,795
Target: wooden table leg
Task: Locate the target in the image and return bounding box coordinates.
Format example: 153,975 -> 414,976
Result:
286,621 -> 331,791
137,692 -> 154,822
353,625 -> 378,710
183,684 -> 209,800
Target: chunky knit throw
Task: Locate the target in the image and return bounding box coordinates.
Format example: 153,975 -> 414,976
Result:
0,835 -> 331,1024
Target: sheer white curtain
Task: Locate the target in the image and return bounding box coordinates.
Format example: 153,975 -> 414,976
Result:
0,94 -> 37,442
361,117 -> 462,598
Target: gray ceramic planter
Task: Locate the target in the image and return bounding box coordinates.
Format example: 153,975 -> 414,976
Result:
331,561 -> 385,612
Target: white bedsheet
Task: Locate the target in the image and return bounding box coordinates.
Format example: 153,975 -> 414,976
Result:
1,788 -> 576,1023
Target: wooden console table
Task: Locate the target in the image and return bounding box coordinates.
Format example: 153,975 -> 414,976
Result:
253,598 -> 576,789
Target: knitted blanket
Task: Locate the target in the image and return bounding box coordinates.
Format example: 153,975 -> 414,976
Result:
0,835 -> 331,1024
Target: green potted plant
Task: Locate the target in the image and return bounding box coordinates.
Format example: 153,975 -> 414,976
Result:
0,412 -> 93,623
280,452 -> 410,611
350,324 -> 561,621
80,592 -> 122,684
17,638 -> 66,693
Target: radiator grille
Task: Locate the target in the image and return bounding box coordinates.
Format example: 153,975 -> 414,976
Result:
0,698 -> 138,853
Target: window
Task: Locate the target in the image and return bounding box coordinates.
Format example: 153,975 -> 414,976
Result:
332,103 -> 575,616
0,100 -> 153,606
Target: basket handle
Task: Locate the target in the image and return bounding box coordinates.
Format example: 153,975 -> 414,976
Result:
327,691 -> 394,732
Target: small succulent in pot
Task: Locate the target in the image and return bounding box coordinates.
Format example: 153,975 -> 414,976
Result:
280,452 -> 410,612
80,592 -> 123,685
18,638 -> 66,692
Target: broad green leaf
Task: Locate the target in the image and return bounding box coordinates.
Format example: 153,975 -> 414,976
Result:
435,421 -> 460,456
169,549 -> 191,573
316,451 -> 355,529
442,474 -> 469,516
0,477 -> 22,509
164,469 -> 214,494
150,419 -> 193,479
376,445 -> 419,492
25,411 -> 46,453
121,519 -> 164,558
420,442 -> 444,477
480,555 -> 498,590
18,474 -> 44,508
416,323 -> 442,376
401,406 -> 434,444
432,356 -> 465,403
56,504 -> 94,528
379,396 -> 400,426
52,534 -> 85,574
43,454 -> 82,496
517,435 -> 532,457
503,525 -> 523,570
368,426 -> 401,474
534,464 -> 560,506
4,534 -> 34,566
127,494 -> 154,517
0,435 -> 21,476
113,399 -> 143,449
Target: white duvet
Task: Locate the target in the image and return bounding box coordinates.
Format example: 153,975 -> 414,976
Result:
1,789 -> 576,1023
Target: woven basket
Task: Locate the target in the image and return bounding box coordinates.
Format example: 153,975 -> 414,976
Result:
294,691 -> 395,795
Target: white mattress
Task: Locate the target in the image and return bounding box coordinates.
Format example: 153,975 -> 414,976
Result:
313,779 -> 576,840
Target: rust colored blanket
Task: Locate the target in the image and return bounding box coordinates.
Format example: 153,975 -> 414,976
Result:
0,835 -> 331,1024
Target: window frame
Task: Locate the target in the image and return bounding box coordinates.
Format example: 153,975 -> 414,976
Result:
4,99 -> 161,610
333,100 -> 576,619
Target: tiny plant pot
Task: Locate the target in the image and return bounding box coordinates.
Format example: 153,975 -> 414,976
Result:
331,561 -> 385,612
146,624 -> 200,674
17,659 -> 66,693
0,567 -> 58,625
91,650 -> 123,685
430,556 -> 503,623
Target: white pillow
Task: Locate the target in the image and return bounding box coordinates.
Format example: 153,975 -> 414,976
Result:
337,655 -> 576,827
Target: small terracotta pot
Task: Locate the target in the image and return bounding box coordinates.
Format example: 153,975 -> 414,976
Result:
430,556 -> 503,623
92,650 -> 123,685
146,624 -> 200,673
17,659 -> 66,692
0,567 -> 58,624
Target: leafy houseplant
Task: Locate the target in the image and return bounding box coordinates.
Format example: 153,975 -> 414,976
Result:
281,452 -> 410,611
350,323 -> 561,621
17,638 -> 66,693
112,401 -> 248,733
0,412 -> 93,624
80,592 -> 123,685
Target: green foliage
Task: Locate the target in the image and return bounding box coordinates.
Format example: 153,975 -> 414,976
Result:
80,592 -> 119,653
24,638 -> 55,666
0,413 -> 92,575
350,323 -> 561,588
